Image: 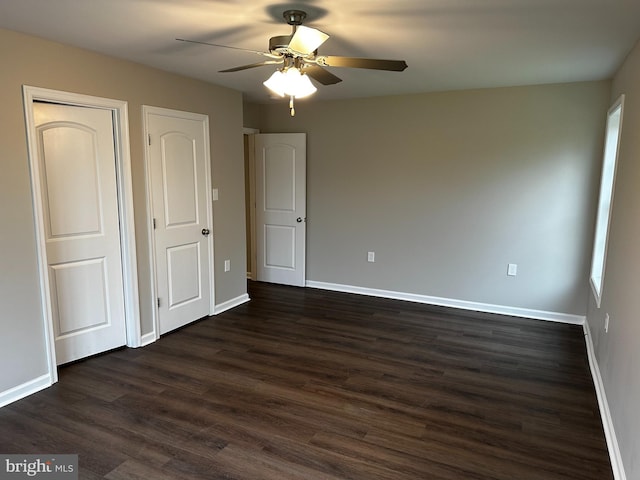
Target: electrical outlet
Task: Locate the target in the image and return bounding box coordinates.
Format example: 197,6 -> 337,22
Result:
224,259 -> 230,272
604,313 -> 610,333
367,251 -> 375,263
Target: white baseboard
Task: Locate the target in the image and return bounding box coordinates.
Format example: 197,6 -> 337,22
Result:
305,281 -> 586,325
583,322 -> 627,480
214,293 -> 250,315
0,374 -> 52,408
137,294 -> 251,346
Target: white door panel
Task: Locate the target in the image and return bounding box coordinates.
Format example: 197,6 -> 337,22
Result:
166,242 -> 202,307
255,133 -> 306,287
50,259 -> 109,336
265,225 -> 296,269
147,110 -> 212,335
34,102 -> 127,364
40,125 -> 102,237
162,133 -> 199,226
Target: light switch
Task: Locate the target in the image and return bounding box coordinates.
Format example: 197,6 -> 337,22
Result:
507,263 -> 518,276
212,188 -> 219,201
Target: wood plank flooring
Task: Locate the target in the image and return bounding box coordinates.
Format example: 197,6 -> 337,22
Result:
0,281 -> 612,479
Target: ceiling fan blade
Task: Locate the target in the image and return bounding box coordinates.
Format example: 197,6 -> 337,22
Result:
316,56 -> 408,72
219,60 -> 283,73
175,38 -> 280,59
303,65 -> 342,85
288,26 -> 329,55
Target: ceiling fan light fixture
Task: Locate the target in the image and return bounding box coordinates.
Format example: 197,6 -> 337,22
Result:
263,70 -> 287,97
285,68 -> 317,98
263,67 -> 317,99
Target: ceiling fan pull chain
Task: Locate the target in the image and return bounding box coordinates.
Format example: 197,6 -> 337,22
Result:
289,95 -> 296,116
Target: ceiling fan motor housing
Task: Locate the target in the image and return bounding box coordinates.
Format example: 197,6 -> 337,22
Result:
269,35 -> 293,54
283,10 -> 307,26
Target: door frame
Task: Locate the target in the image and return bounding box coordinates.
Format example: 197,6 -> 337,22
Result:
243,127 -> 259,280
22,85 -> 141,383
143,106 -> 215,341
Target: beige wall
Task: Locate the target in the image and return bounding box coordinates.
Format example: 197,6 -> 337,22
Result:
243,100 -> 261,130
587,38 -> 640,479
254,81 -> 610,316
0,28 -> 247,393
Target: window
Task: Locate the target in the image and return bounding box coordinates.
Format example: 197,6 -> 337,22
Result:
590,95 -> 624,307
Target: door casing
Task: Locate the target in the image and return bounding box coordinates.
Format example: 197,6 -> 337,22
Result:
243,127 -> 259,280
23,85 -> 141,384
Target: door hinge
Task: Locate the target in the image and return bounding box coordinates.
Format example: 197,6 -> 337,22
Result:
148,133 -> 151,146
157,298 -> 160,308
153,218 -> 157,230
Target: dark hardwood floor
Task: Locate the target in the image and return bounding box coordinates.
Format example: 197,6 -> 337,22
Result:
0,281 -> 612,479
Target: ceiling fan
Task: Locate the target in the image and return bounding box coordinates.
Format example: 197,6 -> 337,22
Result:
177,9 -> 408,115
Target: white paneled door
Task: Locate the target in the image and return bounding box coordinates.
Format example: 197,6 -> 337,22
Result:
146,108 -> 213,335
33,102 -> 127,364
255,133 -> 306,287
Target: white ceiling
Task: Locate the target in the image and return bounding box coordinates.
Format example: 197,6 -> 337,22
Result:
1,0 -> 639,103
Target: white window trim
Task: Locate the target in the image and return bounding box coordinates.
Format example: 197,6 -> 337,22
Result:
590,94 -> 625,308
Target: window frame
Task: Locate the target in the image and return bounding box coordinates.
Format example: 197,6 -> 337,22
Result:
590,94 -> 625,308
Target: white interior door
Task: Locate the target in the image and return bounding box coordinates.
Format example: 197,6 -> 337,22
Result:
33,102 -> 127,364
146,108 -> 213,335
255,133 -> 306,287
